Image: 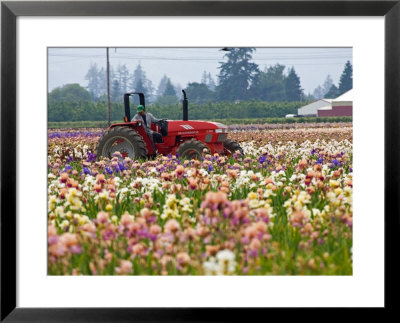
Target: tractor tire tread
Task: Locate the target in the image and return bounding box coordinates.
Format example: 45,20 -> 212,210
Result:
176,139 -> 210,159
96,126 -> 148,160
223,139 -> 244,155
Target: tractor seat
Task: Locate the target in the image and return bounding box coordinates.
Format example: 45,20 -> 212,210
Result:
153,132 -> 163,143
159,120 -> 168,137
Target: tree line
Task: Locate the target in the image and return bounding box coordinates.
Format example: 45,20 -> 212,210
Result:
79,48 -> 310,104
48,100 -> 304,122
48,48 -> 353,122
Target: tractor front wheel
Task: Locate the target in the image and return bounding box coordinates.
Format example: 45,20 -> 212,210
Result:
176,140 -> 210,160
223,139 -> 244,155
96,126 -> 148,161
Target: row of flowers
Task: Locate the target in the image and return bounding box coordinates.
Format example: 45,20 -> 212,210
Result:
47,127 -> 353,275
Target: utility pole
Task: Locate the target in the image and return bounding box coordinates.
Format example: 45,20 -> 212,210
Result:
106,47 -> 111,126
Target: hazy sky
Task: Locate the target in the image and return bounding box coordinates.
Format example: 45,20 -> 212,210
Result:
48,47 -> 352,95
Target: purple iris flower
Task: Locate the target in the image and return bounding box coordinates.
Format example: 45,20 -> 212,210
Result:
118,162 -> 126,171
315,158 -> 323,164
83,167 -> 91,175
87,152 -> 96,162
259,155 -> 267,164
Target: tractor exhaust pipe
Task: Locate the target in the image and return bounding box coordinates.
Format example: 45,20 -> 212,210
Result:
123,93 -> 131,122
182,90 -> 188,121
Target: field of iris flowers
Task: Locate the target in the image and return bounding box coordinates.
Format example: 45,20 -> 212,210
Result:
48,123 -> 353,275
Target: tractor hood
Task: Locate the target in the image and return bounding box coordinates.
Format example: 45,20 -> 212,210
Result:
167,120 -> 228,135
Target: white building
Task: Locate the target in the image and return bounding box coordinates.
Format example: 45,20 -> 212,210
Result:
333,89 -> 353,104
297,99 -> 333,117
318,89 -> 353,117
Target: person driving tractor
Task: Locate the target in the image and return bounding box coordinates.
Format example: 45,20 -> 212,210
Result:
131,104 -> 163,154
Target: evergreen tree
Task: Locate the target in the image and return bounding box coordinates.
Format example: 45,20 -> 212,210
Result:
313,85 -> 325,100
85,63 -> 101,100
184,82 -> 215,104
322,75 -> 334,96
324,84 -> 340,98
134,77 -> 146,93
175,84 -> 183,97
110,79 -> 122,103
201,71 -> 216,91
284,67 -> 303,101
201,71 -> 208,84
145,80 -> 156,104
338,61 -> 353,94
216,48 -> 259,101
207,72 -> 216,91
313,75 -> 334,100
249,64 -> 286,101
97,67 -> 109,99
156,75 -> 169,97
163,78 -> 177,96
130,63 -> 152,94
117,64 -> 130,94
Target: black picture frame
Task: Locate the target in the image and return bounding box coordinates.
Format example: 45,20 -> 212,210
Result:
1,0 -> 398,321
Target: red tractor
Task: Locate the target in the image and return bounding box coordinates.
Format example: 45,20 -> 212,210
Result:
96,90 -> 243,160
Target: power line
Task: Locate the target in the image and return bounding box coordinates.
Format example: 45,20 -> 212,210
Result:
49,54 -> 351,64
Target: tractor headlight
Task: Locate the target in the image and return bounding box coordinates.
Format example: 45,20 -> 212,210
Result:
215,128 -> 227,133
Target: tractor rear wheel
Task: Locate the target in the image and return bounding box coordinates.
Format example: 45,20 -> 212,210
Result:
223,139 -> 244,155
176,140 -> 210,160
96,126 -> 148,161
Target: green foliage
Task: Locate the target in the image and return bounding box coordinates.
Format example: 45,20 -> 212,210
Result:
201,71 -> 216,91
163,79 -> 177,96
49,96 -> 352,126
117,64 -> 130,93
48,100 -> 303,122
153,95 -> 179,106
216,48 -> 259,101
249,64 -> 304,102
250,64 -> 285,101
284,67 -> 303,101
184,82 -> 215,104
143,100 -> 302,120
324,84 -> 340,99
130,63 -> 154,100
85,63 -> 102,100
338,61 -> 353,94
48,116 -> 352,129
134,77 -> 146,93
110,79 -> 122,103
48,101 -> 125,122
211,116 -> 352,125
48,83 -> 91,103
319,62 -> 352,100
48,84 -> 93,122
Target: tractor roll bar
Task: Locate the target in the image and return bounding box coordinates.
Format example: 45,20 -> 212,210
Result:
182,90 -> 188,121
124,92 -> 145,122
